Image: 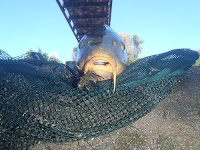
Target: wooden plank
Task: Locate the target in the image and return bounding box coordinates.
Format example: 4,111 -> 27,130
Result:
63,1 -> 108,8
69,14 -> 107,20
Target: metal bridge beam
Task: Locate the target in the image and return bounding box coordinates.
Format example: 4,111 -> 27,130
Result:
56,0 -> 112,42
56,0 -> 78,41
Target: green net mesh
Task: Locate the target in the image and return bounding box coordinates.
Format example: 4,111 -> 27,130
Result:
0,49 -> 199,149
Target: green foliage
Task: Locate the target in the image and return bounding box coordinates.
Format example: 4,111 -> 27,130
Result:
72,45 -> 78,61
119,33 -> 143,65
127,55 -> 137,65
194,49 -> 200,66
132,34 -> 144,57
26,48 -> 61,63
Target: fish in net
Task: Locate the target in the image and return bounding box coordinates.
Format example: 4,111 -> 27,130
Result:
0,49 -> 199,149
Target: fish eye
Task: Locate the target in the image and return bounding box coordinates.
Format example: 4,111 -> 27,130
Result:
87,40 -> 92,44
120,43 -> 125,51
79,40 -> 84,49
112,41 -> 117,47
102,25 -> 106,31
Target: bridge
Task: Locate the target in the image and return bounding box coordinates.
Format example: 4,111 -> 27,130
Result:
56,0 -> 112,42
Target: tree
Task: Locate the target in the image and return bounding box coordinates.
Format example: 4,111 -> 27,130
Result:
72,46 -> 78,61
194,49 -> 200,66
37,47 -> 49,60
26,48 -> 61,63
119,33 -> 143,65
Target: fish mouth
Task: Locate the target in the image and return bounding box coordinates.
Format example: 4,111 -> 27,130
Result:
84,56 -> 117,92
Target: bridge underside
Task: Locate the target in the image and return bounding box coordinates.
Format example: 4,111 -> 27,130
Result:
56,0 -> 112,42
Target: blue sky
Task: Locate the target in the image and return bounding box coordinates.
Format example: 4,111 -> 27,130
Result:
0,0 -> 199,63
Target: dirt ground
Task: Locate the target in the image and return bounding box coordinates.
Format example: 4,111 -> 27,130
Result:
30,66 -> 200,150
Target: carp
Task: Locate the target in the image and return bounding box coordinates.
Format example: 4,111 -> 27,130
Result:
76,24 -> 127,92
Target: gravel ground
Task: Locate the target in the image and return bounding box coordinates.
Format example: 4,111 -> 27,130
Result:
30,66 -> 200,150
